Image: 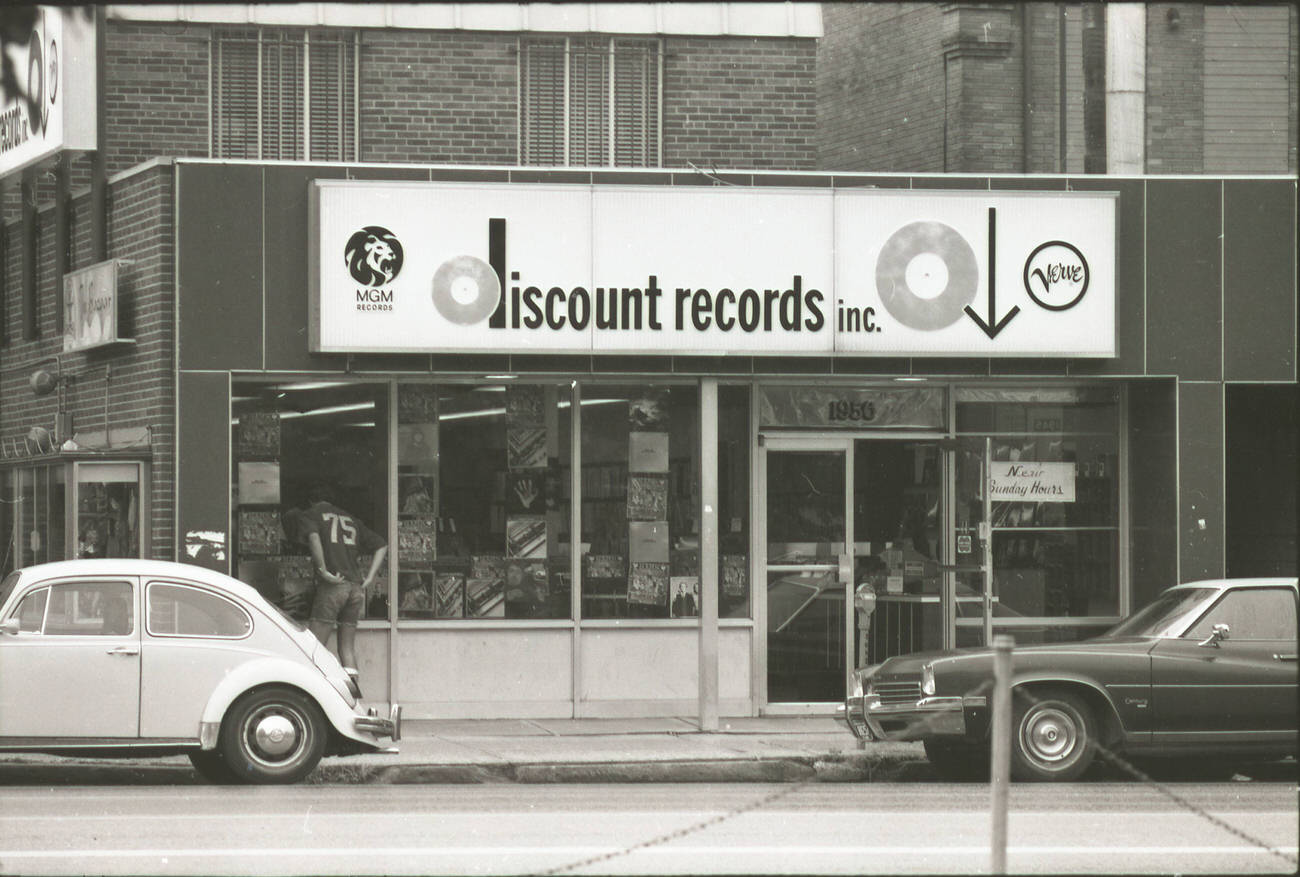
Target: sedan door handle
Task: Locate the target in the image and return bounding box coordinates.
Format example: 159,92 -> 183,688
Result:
106,645 -> 139,656
1273,653 -> 1297,662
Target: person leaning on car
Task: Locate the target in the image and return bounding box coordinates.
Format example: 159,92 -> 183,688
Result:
300,484 -> 387,690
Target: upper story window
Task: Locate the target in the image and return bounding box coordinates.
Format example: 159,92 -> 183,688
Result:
520,36 -> 662,167
211,28 -> 357,161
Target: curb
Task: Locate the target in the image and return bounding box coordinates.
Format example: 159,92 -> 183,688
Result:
0,753 -> 929,786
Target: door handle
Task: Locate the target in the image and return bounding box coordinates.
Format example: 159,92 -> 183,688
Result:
106,645 -> 139,656
1273,653 -> 1297,662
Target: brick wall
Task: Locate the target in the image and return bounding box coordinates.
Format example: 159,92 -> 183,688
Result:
358,31 -> 519,165
816,3 -> 945,172
663,36 -> 817,170
0,164 -> 175,561
1145,3 -> 1204,173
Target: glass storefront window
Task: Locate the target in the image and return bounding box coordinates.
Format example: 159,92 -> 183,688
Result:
76,464 -> 139,559
579,384 -> 701,620
1,466 -> 68,573
231,382 -> 390,621
955,387 -> 1121,627
405,382 -> 573,621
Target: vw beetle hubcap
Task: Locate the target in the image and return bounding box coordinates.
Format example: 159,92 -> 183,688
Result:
252,713 -> 299,758
1023,706 -> 1078,764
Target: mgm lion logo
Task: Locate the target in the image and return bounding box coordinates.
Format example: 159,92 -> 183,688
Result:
345,226 -> 404,286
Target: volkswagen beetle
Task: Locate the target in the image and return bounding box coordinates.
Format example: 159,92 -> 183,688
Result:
837,578 -> 1298,781
0,559 -> 401,784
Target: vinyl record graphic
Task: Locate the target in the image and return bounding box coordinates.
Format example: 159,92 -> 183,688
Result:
875,221 -> 979,331
432,255 -> 501,325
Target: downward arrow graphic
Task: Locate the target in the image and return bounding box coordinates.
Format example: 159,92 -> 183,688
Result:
964,207 -> 1020,338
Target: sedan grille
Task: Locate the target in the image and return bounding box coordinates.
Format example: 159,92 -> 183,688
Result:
871,681 -> 923,705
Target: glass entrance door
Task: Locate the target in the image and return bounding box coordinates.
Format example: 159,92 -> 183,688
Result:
762,435 -> 947,705
763,439 -> 851,704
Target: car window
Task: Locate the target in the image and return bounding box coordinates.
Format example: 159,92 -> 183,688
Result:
147,582 -> 252,638
14,587 -> 49,632
1184,588 -> 1298,641
0,570 -> 21,609
1106,588 -> 1217,637
37,581 -> 134,636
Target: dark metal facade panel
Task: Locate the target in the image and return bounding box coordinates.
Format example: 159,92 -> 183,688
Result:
1145,180 -> 1223,381
1223,180 -> 1297,381
177,370 -> 232,573
262,165 -> 350,373
1128,378 -> 1179,607
1064,177 -> 1145,377
177,164 -> 265,371
1178,380 -> 1225,581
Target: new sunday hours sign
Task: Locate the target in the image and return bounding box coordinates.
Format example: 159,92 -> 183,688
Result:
310,181 -> 1117,358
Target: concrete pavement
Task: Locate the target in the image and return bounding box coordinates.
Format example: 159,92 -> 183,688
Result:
0,716 -> 928,785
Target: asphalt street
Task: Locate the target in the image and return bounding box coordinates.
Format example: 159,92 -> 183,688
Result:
1,782 -> 1295,875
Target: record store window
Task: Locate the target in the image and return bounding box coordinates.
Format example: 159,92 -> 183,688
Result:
519,36 -> 662,167
579,384 -> 705,620
402,383 -> 574,621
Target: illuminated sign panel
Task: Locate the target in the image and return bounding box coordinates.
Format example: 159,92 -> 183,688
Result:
310,181 -> 1117,358
0,7 -> 97,178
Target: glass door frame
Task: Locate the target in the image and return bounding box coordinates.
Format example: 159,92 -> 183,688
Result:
756,434 -> 855,713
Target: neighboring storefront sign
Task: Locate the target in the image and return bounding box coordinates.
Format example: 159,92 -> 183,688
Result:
758,386 -> 945,429
0,6 -> 96,178
310,181 -> 1116,358
989,461 -> 1077,503
63,260 -> 127,352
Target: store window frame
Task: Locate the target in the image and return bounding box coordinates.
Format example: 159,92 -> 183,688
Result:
518,35 -> 664,168
950,382 -> 1129,645
210,26 -> 359,162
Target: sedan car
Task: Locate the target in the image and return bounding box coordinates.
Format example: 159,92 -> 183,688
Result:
0,559 -> 401,784
837,578 -> 1297,781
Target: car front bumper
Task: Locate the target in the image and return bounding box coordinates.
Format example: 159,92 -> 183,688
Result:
836,693 -> 986,742
354,704 -> 402,742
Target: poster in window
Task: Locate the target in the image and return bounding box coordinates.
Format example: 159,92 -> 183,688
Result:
628,561 -> 669,606
466,557 -> 506,617
398,423 -> 438,473
506,471 -> 548,515
398,573 -> 433,615
506,516 -> 546,558
670,576 -> 700,618
504,559 -> 548,614
237,462 -> 281,506
507,427 -> 547,470
506,385 -> 544,428
626,473 -> 668,521
628,388 -> 669,432
237,510 -> 281,555
399,474 -> 437,516
237,413 -> 280,459
398,518 -> 436,565
398,384 -> 438,424
628,431 -> 669,473
433,565 -> 467,618
628,521 -> 669,564
583,554 -> 625,580
722,554 -> 748,598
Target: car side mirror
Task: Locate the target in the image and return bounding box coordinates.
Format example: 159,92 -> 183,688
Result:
1197,623 -> 1230,648
0,618 -> 20,636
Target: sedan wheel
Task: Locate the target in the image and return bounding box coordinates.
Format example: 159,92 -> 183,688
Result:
219,687 -> 327,784
1011,688 -> 1095,782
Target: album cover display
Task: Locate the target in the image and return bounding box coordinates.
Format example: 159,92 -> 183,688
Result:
237,462 -> 280,506
506,471 -> 548,515
626,473 -> 668,521
237,510 -> 281,555
628,388 -> 669,431
237,412 -> 280,459
466,570 -> 506,617
670,576 -> 700,617
399,474 -> 437,515
506,517 -> 546,558
583,554 -> 625,579
722,554 -> 748,598
628,521 -> 669,564
433,567 -> 467,618
398,573 -> 433,614
627,431 -> 669,473
506,385 -> 544,428
507,427 -> 547,470
398,518 -> 436,565
398,423 -> 438,472
628,561 -> 669,606
398,384 -> 439,424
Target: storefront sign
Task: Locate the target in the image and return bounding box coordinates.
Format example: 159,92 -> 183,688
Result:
310,181 -> 1117,358
989,462 -> 1076,503
0,7 -> 96,178
63,260 -> 127,352
759,386 -> 944,429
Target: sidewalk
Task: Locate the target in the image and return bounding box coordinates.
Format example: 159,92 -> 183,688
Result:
0,717 -> 928,785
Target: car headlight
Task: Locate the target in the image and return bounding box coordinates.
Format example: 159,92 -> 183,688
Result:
855,663 -> 883,697
920,662 -> 936,696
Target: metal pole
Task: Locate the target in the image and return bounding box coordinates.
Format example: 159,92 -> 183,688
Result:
990,633 -> 1014,875
698,378 -> 719,730
982,436 -> 993,645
